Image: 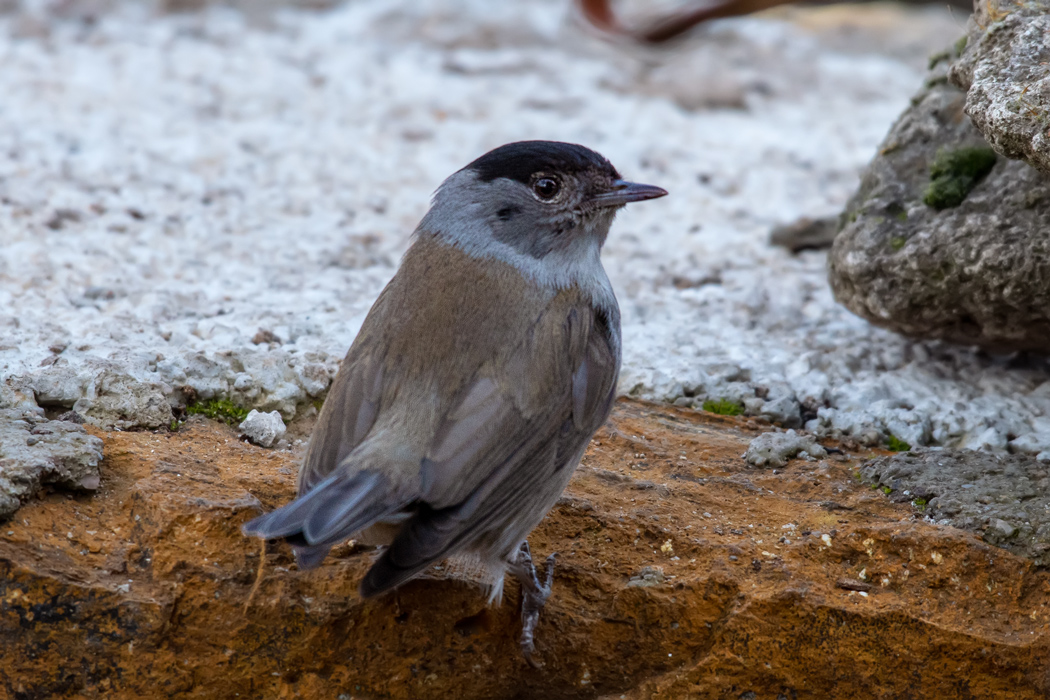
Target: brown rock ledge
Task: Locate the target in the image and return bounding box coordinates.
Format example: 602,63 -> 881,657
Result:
2,400 -> 1048,699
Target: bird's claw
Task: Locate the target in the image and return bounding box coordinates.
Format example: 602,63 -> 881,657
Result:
515,541 -> 557,667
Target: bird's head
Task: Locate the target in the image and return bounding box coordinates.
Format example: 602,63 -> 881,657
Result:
421,141 -> 667,265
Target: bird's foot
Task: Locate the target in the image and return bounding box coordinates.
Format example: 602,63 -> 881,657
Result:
512,540 -> 557,668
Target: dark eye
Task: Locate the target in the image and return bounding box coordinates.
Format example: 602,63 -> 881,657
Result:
533,177 -> 560,200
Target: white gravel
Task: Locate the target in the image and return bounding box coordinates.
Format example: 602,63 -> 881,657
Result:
2,0 -> 1045,453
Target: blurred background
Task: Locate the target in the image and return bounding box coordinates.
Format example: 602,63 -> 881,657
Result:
9,0 -> 1042,460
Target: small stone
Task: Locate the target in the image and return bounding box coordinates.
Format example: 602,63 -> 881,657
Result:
238,410 -> 287,448
987,518 -> 1018,540
251,328 -> 282,345
626,566 -> 666,588
744,430 -> 827,468
769,215 -> 838,253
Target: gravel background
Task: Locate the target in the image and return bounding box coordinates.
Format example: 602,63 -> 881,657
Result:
6,0 -> 1044,455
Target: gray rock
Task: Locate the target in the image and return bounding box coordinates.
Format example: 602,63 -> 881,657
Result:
73,368 -> 173,430
756,391 -> 802,429
30,358 -> 173,429
0,408 -> 104,520
238,409 -> 287,448
769,216 -> 838,253
20,347 -> 339,432
626,566 -> 667,588
860,449 -> 1050,565
829,54 -> 1050,353
0,378 -> 40,413
744,430 -> 827,469
949,0 -> 1050,175
1010,431 -> 1050,456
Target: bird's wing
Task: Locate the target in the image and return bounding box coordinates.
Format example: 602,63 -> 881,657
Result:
360,296 -> 620,596
296,352 -> 385,494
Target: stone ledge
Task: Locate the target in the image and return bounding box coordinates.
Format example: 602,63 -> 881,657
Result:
2,402 -> 1048,699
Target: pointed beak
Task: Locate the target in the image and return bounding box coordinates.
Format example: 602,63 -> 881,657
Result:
590,179 -> 668,207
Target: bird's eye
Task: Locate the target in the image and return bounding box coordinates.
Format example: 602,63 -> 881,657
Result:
532,177 -> 560,200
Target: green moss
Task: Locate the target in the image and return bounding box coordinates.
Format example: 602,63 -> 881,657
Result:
186,398 -> 249,426
929,147 -> 997,180
927,50 -> 951,70
702,398 -> 744,416
912,497 -> 927,511
923,146 -> 997,209
890,236 -> 907,251
880,485 -> 892,495
168,419 -> 181,432
886,434 -> 911,452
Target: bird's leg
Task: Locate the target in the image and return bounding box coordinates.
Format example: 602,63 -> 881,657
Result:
510,540 -> 557,668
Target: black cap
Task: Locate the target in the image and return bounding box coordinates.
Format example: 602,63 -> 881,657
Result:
466,141 -> 621,185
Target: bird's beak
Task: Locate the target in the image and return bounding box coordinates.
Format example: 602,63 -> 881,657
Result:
589,179 -> 668,207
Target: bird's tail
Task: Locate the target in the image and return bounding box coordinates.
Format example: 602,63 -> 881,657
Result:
242,469 -> 402,570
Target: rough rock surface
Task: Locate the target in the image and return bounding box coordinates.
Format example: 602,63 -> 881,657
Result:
744,429 -> 827,468
0,409 -> 104,520
238,409 -> 287,448
949,0 -> 1050,174
2,401 -> 1049,699
0,380 -> 105,519
861,448 -> 1050,566
828,55 -> 1050,352
33,358 -> 174,429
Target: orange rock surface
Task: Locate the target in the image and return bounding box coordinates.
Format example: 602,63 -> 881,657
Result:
2,400 -> 1048,699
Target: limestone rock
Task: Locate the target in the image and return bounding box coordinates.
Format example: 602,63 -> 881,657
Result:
30,358 -> 173,430
0,408 -> 103,520
860,448 -> 1050,565
744,429 -> 826,468
949,0 -> 1050,174
238,409 -> 287,448
828,56 -> 1050,352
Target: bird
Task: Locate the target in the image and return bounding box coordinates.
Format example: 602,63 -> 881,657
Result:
242,140 -> 667,664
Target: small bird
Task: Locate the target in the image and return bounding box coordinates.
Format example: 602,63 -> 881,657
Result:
243,140 -> 667,664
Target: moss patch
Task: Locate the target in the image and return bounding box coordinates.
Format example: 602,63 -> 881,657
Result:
922,146 -> 997,209
927,50 -> 951,70
886,435 -> 911,452
186,398 -> 249,426
702,398 -> 744,416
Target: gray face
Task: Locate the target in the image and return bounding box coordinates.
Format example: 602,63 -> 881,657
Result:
481,168 -> 624,259
418,141 -> 667,289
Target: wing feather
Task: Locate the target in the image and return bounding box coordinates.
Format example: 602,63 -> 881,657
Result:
360,299 -> 620,597
297,355 -> 384,494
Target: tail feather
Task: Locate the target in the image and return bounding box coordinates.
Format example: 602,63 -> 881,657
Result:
302,472 -> 383,543
242,470 -> 403,565
293,544 -> 333,570
359,505 -> 464,597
